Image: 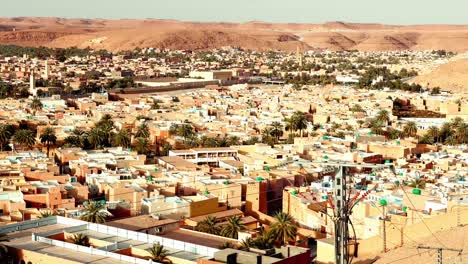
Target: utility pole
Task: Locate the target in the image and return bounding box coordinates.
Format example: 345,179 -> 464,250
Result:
380,202 -> 387,253
310,161 -> 395,264
417,246 -> 463,264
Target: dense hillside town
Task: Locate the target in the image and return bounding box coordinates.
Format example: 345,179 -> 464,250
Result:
0,45 -> 466,264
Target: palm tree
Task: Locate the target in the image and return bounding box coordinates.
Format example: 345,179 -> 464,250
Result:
79,201 -> 109,223
135,123 -> 150,139
64,129 -> 89,149
270,122 -> 284,141
40,127 -> 57,156
0,233 -> 9,259
220,216 -> 246,239
290,111 -> 308,137
403,121 -> 418,138
113,129 -> 131,148
70,233 -> 90,247
370,120 -> 384,135
455,123 -> 467,144
387,129 -> 401,140
427,126 -> 440,143
219,242 -> 236,249
261,127 -> 276,147
196,216 -> 220,235
134,137 -> 149,154
226,136 -> 241,146
177,124 -> 195,143
30,97 -> 43,113
161,142 -> 172,156
147,243 -> 172,264
38,211 -> 54,218
252,230 -> 275,249
409,179 -> 426,189
13,129 -> 36,150
96,114 -> 114,128
375,110 -> 390,125
0,124 -> 12,151
450,117 -> 464,128
269,212 -> 298,245
88,127 -> 105,149
239,237 -> 255,251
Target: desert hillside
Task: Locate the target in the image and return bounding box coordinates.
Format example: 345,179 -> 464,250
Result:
0,17 -> 468,52
412,57 -> 468,93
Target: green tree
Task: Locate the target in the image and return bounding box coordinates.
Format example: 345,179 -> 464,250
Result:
13,129 -> 36,150
403,121 -> 418,138
270,122 -> 284,141
196,216 -> 220,235
113,129 -> 132,148
375,110 -> 390,125
220,216 -> 246,239
409,179 -> 426,189
262,127 -> 277,147
79,201 -> 109,223
88,127 -> 106,149
454,123 -> 467,144
134,137 -> 149,154
30,97 -> 43,113
269,212 -> 298,245
161,142 -> 172,156
147,243 -> 172,264
288,111 -> 308,136
252,230 -> 276,249
38,211 -> 54,218
70,233 -> 90,247
0,233 -> 9,260
387,129 -> 401,140
40,127 -> 57,156
64,129 -> 90,149
0,124 -> 13,151
427,126 -> 440,143
177,124 -> 195,144
135,123 -> 150,139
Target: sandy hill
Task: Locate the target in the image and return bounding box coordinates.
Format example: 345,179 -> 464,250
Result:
0,17 -> 468,52
413,57 -> 468,93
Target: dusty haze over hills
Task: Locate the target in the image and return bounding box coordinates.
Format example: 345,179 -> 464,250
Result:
0,17 -> 468,52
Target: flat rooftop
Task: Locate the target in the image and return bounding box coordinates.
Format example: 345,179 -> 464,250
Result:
4,224 -> 123,264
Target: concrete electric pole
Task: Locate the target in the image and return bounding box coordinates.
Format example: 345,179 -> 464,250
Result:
311,161 -> 396,264
417,246 -> 463,264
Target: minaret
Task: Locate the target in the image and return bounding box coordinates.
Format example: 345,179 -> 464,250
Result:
29,70 -> 37,96
44,60 -> 49,80
296,46 -> 303,69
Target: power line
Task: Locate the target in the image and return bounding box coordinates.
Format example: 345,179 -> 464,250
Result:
380,249 -> 433,264
399,185 -> 448,248
417,246 -> 463,264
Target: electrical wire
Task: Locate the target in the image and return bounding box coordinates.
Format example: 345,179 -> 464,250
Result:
398,185 -> 448,248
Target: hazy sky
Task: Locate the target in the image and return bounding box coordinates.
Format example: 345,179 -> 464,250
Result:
2,0 -> 468,25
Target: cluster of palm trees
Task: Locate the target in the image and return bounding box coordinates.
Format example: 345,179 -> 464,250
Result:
419,117 -> 467,145
369,110 -> 419,139
196,212 -> 297,250
0,123 -> 58,154
196,215 -> 247,240
285,111 -> 309,137
262,122 -> 284,146
63,114 -> 165,155
169,122 -> 245,148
